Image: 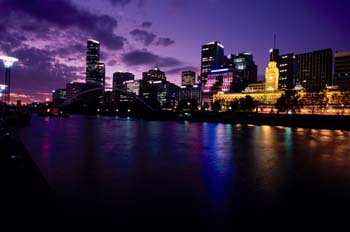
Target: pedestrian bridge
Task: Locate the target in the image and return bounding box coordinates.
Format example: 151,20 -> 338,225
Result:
63,86 -> 154,111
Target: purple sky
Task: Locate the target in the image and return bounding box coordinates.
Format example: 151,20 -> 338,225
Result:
0,0 -> 349,103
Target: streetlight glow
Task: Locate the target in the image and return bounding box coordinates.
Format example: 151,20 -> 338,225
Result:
0,56 -> 19,68
0,55 -> 19,104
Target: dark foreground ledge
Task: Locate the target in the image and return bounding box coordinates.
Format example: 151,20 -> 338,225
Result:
0,120 -> 55,226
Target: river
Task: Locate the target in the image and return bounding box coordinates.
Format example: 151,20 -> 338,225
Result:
19,115 -> 350,229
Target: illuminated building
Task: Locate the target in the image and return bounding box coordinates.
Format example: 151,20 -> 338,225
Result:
85,39 -> 105,87
296,48 -> 333,92
201,68 -> 234,107
119,80 -> 141,103
178,85 -> 201,104
201,41 -> 225,84
52,88 -> 67,105
113,72 -> 135,91
86,39 -> 100,84
140,67 -> 179,108
265,61 -> 279,92
213,61 -> 283,107
66,82 -> 102,104
142,66 -> 166,81
278,53 -> 296,90
96,62 -> 105,87
225,52 -> 258,92
334,52 -> 350,90
181,70 -> 196,86
126,80 -> 141,96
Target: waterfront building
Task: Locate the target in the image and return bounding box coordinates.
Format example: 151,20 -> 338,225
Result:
201,41 -> 225,80
213,60 -> 283,107
334,52 -> 350,91
140,67 -> 179,108
52,88 -> 67,105
112,72 -> 135,91
201,68 -> 234,108
278,53 -> 296,90
177,85 -> 201,104
296,48 -> 333,92
66,82 -> 102,104
224,52 -> 258,92
119,80 -> 141,103
181,71 -> 196,86
142,66 -> 166,81
265,61 -> 279,92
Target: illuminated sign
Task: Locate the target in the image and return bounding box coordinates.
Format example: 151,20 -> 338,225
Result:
211,68 -> 229,73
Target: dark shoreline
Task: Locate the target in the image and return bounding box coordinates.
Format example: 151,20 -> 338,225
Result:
0,119 -> 54,224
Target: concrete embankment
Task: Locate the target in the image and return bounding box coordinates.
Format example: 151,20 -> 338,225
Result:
0,119 -> 54,224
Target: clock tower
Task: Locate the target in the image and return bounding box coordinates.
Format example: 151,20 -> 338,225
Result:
265,61 -> 279,92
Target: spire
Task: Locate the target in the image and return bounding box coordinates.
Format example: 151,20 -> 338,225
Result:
274,34 -> 276,49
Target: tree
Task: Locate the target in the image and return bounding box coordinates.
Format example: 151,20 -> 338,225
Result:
212,100 -> 222,112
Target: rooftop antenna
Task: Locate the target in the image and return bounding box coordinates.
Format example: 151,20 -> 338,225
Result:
274,34 -> 277,49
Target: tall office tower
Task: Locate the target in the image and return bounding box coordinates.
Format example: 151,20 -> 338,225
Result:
334,52 -> 350,90
296,48 -> 333,92
181,70 -> 196,86
278,53 -> 296,90
232,52 -> 258,92
113,72 -> 135,91
201,41 -> 225,76
86,39 -> 103,85
142,66 -> 166,81
96,62 -> 105,87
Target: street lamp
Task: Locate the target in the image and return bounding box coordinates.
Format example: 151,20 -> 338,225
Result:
0,55 -> 19,104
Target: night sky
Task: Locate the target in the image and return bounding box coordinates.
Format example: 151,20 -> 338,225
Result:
0,0 -> 349,103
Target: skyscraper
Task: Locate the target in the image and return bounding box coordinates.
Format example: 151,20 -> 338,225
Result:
233,53 -> 258,92
86,39 -> 105,86
142,66 -> 166,81
96,62 -> 105,87
334,52 -> 350,90
201,41 -> 225,75
296,48 -> 333,92
278,53 -> 296,90
181,71 -> 196,86
113,72 -> 135,91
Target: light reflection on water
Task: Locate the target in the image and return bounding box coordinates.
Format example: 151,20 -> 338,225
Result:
19,115 -> 350,225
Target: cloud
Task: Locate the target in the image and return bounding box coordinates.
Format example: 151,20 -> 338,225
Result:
109,0 -> 132,6
155,37 -> 175,47
0,0 -> 126,50
166,66 -> 198,75
122,49 -> 182,67
130,29 -> 156,46
107,59 -> 117,66
141,21 -> 152,28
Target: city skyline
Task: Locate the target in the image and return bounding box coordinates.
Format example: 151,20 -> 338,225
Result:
0,0 -> 349,103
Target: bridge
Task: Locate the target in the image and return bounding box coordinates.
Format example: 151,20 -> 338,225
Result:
63,87 -> 154,111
